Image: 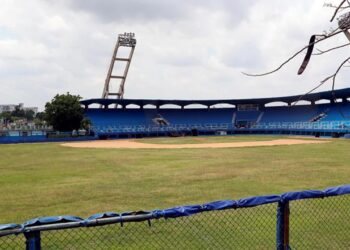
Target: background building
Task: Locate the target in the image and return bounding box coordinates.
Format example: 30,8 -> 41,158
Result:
0,103 -> 38,114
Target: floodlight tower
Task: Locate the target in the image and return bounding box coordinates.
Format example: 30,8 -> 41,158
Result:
102,32 -> 136,100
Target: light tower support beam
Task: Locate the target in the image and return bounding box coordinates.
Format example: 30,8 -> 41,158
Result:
102,33 -> 136,101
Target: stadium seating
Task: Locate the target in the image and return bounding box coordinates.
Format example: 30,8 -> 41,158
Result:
321,103 -> 350,121
260,105 -> 321,123
85,102 -> 350,137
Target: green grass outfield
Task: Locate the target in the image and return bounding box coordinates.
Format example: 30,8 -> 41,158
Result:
1,135 -> 350,248
0,135 -> 349,224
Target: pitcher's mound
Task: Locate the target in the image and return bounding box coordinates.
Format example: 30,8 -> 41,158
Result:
62,138 -> 328,149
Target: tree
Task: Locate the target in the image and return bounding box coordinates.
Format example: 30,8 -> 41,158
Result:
23,110 -> 35,121
81,117 -> 91,130
35,112 -> 45,121
0,112 -> 13,124
45,93 -> 84,131
33,112 -> 46,126
11,105 -> 25,118
2,105 -> 36,122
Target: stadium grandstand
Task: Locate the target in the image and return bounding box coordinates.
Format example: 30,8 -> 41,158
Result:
82,87 -> 350,139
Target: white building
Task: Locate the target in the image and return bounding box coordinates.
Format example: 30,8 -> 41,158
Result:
0,104 -> 18,113
0,103 -> 38,114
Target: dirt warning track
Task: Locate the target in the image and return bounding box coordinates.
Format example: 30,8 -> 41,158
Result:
62,138 -> 328,149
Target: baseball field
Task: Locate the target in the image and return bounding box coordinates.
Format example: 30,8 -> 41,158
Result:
1,135 -> 348,225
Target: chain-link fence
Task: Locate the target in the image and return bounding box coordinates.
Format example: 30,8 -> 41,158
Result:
290,194 -> 350,249
40,204 -> 276,250
0,234 -> 24,249
1,185 -> 350,250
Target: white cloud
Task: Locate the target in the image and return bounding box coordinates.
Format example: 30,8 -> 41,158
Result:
0,0 -> 348,109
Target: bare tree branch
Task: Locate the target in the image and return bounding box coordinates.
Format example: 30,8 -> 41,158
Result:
330,0 -> 347,22
331,56 -> 350,118
292,75 -> 333,106
241,1 -> 350,117
324,3 -> 349,10
242,29 -> 345,77
331,56 -> 350,92
292,56 -> 350,106
313,42 -> 350,55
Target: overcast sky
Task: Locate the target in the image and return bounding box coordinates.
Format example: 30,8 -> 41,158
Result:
1,0 -> 349,109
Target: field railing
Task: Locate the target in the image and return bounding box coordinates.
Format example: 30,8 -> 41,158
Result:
1,184 -> 350,249
253,121 -> 350,131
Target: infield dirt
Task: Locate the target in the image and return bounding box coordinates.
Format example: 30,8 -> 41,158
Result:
62,138 -> 328,149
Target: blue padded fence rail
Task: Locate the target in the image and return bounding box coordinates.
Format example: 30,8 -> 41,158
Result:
0,185 -> 350,249
0,184 -> 349,238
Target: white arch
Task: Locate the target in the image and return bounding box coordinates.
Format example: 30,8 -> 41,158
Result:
159,104 -> 182,109
87,103 -> 101,109
210,103 -> 235,109
143,104 -> 157,109
265,101 -> 289,107
183,103 -> 208,109
315,99 -> 331,104
125,104 -> 141,109
290,100 -> 312,106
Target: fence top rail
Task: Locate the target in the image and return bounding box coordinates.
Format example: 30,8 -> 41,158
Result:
1,184 -> 349,237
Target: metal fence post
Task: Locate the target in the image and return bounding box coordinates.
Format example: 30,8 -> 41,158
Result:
276,201 -> 290,250
24,231 -> 41,250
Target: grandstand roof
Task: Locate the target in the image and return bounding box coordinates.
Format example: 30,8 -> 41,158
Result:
81,88 -> 350,108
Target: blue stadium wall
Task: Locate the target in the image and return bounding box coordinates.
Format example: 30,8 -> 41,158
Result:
0,132 -> 94,144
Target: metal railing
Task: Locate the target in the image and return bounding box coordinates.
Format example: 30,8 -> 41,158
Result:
252,121 -> 350,130
93,123 -> 233,134
1,185 -> 350,249
92,121 -> 350,136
